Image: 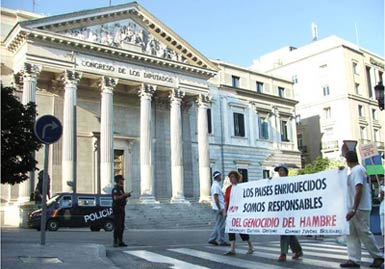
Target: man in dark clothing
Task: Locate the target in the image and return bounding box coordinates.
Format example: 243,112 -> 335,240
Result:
112,175 -> 131,247
34,170 -> 51,204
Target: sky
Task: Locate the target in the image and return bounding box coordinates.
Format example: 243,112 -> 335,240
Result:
1,0 -> 384,67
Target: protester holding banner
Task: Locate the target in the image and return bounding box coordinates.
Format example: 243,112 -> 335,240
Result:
208,171 -> 230,246
274,164 -> 304,262
340,151 -> 384,268
223,170 -> 254,256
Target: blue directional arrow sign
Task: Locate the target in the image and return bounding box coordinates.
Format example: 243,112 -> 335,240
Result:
34,115 -> 62,144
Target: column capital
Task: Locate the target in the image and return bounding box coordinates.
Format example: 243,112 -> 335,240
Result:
62,70 -> 82,85
139,83 -> 157,99
99,76 -> 119,93
169,88 -> 185,104
22,63 -> 42,78
196,94 -> 211,108
249,101 -> 257,109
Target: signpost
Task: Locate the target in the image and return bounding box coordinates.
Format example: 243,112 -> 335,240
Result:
34,115 -> 62,245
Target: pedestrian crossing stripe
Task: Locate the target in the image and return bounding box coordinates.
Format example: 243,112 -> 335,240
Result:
266,243 -> 372,260
206,245 -> 342,268
234,245 -> 372,263
124,241 -> 376,269
124,250 -> 210,269
169,248 -> 288,269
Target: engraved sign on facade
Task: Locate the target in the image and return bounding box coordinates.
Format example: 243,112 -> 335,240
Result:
79,57 -> 177,87
60,19 -> 187,63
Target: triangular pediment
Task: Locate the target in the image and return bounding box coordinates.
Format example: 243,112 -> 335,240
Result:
14,2 -> 218,71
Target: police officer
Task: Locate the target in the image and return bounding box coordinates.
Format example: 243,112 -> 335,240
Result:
112,175 -> 131,247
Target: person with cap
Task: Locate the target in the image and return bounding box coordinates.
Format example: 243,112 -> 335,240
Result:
340,151 -> 384,268
275,164 -> 303,262
223,170 -> 254,256
112,174 -> 131,247
208,171 -> 230,246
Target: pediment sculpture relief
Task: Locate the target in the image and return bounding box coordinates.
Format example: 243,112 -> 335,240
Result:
59,19 -> 187,63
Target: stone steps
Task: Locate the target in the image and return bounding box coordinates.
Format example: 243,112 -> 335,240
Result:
124,202 -> 215,229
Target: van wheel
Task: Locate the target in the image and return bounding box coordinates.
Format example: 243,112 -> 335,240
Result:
103,220 -> 114,232
90,226 -> 100,232
47,219 -> 59,231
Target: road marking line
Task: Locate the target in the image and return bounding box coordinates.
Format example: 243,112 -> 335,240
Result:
169,248 -> 288,269
206,245 -> 344,268
124,250 -> 210,269
243,245 -> 372,262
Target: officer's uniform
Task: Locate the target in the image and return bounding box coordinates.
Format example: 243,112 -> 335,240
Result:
112,184 -> 127,246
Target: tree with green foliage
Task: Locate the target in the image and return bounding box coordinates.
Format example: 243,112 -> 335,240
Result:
1,85 -> 42,185
295,156 -> 343,175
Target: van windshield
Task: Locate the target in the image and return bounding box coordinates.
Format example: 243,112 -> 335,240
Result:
46,194 -> 61,207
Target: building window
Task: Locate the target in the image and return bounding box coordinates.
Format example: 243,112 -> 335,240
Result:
360,126 -> 367,140
114,149 -> 124,176
207,108 -> 212,134
232,76 -> 240,88
372,109 -> 378,120
323,85 -> 330,96
324,107 -> 331,119
355,83 -> 361,95
280,120 -> 289,142
258,117 -> 269,139
366,66 -> 373,98
353,62 -> 359,75
374,129 -> 380,142
292,75 -> 298,84
263,170 -> 270,179
358,105 -> 364,117
256,81 -> 264,93
233,112 -> 245,137
238,168 -> 248,182
278,87 -> 285,97
297,133 -> 304,148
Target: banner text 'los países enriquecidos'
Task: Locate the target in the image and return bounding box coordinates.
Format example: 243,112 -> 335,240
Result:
225,169 -> 349,235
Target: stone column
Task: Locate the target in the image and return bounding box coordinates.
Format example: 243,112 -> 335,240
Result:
221,96 -> 229,144
139,84 -> 158,204
169,89 -> 189,203
255,111 -> 260,140
290,112 -> 298,149
248,102 -> 256,146
61,70 -> 82,192
197,94 -> 211,203
99,77 -> 118,193
18,63 -> 42,203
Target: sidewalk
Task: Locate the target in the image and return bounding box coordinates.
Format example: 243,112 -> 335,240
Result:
1,241 -> 119,269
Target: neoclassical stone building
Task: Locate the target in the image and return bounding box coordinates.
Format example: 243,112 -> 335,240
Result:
1,3 -> 301,204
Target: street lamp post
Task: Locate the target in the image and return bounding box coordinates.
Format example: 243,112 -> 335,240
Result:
374,81 -> 384,111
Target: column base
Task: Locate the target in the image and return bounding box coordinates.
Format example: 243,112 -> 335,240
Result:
170,197 -> 190,204
17,196 -> 31,204
199,196 -> 211,204
139,195 -> 159,204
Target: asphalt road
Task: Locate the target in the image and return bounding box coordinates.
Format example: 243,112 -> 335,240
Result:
2,227 -> 383,269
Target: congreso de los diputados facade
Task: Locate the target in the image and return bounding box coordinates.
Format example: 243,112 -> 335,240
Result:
1,2 -> 301,205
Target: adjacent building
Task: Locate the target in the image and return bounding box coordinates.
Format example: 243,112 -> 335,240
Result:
254,36 -> 384,165
1,3 -> 300,206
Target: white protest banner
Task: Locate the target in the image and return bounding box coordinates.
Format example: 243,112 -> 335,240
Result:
225,169 -> 349,236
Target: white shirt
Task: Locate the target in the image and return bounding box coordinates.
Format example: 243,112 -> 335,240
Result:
346,165 -> 372,210
211,180 -> 224,210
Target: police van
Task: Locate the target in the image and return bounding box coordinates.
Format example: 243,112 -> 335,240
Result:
28,193 -> 114,232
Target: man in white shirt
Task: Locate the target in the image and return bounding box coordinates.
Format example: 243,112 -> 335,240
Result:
340,151 -> 384,268
208,171 -> 230,246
